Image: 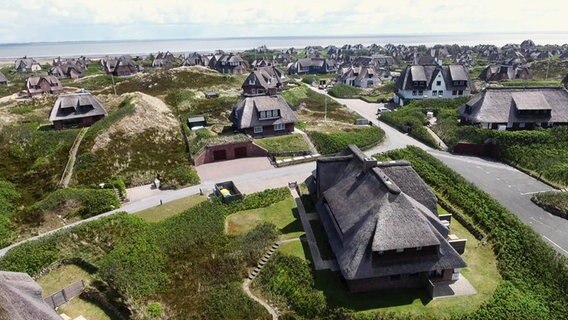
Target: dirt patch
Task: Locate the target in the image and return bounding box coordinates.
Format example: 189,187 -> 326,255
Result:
92,92 -> 180,151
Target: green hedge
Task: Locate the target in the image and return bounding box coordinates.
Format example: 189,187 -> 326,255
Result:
255,253 -> 327,318
0,181 -> 20,248
307,126 -> 385,155
302,75 -> 319,85
19,188 -> 120,224
377,146 -> 568,320
531,191 -> 568,219
328,84 -> 362,98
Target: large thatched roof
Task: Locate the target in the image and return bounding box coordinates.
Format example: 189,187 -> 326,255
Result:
0,271 -> 60,320
315,145 -> 466,280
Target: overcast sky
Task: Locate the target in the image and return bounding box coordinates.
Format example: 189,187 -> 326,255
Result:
0,0 -> 565,43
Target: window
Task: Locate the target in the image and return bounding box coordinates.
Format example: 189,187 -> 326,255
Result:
396,248 -> 404,253
436,81 -> 441,86
253,126 -> 263,133
274,123 -> 285,131
248,79 -> 256,85
519,122 -> 525,128
378,250 -> 384,255
272,110 -> 279,117
432,91 -> 437,96
418,90 -> 423,96
452,90 -> 457,96
412,90 -> 417,96
458,90 -> 464,95
417,246 -> 422,251
438,90 -> 443,96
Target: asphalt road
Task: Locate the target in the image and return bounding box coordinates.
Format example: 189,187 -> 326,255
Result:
1,89 -> 567,258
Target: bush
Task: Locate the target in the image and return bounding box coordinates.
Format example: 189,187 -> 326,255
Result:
0,238 -> 58,275
0,181 -> 20,247
147,302 -> 163,318
161,166 -> 200,188
328,84 -> 362,98
302,75 -> 319,85
307,126 -> 385,155
531,191 -> 568,219
255,254 -> 327,318
378,146 -> 568,319
20,188 -> 120,224
99,233 -> 167,299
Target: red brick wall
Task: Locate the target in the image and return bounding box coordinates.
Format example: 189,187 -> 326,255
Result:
194,141 -> 269,166
244,123 -> 295,137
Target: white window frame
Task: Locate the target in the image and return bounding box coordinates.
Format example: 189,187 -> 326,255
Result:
253,126 -> 263,133
432,91 -> 437,97
249,79 -> 256,85
274,123 -> 285,131
438,90 -> 443,96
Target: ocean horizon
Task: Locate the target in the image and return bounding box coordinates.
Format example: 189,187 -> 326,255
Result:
1,32 -> 567,59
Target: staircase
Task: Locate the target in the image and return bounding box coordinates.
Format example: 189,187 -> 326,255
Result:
248,241 -> 280,280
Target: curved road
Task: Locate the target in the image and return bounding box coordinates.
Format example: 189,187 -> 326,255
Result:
1,90 -> 567,258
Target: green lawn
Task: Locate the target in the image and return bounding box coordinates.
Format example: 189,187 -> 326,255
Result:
308,218 -> 500,317
279,239 -> 310,261
254,134 -> 310,153
37,264 -> 93,297
225,196 -> 303,240
135,195 -> 207,222
58,298 -> 111,320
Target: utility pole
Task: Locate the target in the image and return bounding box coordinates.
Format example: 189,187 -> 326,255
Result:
111,74 -> 117,95
324,93 -> 328,122
545,55 -> 551,80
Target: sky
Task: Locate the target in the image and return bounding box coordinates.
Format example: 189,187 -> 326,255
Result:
0,0 -> 565,43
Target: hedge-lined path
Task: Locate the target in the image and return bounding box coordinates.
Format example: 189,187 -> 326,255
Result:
59,127 -> 89,188
243,278 -> 278,320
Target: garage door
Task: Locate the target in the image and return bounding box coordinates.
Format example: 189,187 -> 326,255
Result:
234,147 -> 247,159
213,150 -> 227,161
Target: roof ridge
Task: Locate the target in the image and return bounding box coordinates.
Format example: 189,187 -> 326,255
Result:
372,167 -> 401,195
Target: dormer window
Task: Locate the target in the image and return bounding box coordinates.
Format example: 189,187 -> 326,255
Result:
249,79 -> 256,85
259,110 -> 280,119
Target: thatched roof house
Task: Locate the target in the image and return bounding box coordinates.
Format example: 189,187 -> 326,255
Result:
231,95 -> 297,136
0,271 -> 61,320
49,92 -> 107,130
24,75 -> 62,97
242,66 -> 289,96
478,65 -> 531,82
315,146 -> 466,293
14,57 -> 41,72
459,87 -> 568,130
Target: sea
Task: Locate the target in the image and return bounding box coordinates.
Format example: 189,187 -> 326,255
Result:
0,32 -> 567,59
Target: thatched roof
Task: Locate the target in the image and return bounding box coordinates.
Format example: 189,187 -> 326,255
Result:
49,92 -> 107,122
231,95 -> 297,129
0,271 -> 60,320
460,87 -> 568,124
316,145 -> 466,280
396,64 -> 473,91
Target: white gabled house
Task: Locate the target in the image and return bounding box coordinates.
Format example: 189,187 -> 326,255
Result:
394,64 -> 473,106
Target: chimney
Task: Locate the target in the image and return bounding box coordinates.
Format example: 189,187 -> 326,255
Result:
363,157 -> 377,171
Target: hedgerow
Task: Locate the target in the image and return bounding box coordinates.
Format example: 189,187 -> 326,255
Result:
18,188 -> 119,225
0,181 -> 19,247
255,253 -> 327,319
307,126 -> 385,155
328,84 -> 362,98
377,146 -> 568,320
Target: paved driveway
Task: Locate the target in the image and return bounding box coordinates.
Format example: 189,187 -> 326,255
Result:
196,157 -> 274,182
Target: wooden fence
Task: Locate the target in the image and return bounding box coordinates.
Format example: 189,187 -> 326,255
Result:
44,280 -> 85,309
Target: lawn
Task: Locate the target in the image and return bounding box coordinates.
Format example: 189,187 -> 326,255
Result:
135,194 -> 207,222
37,264 -> 93,297
57,298 -> 111,320
225,196 -> 303,240
310,218 -> 500,317
279,239 -> 310,261
254,134 -> 310,153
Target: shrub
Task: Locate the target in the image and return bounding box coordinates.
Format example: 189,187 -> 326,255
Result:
0,238 -> 58,275
531,191 -> 568,219
0,181 -> 19,246
255,253 -> 327,318
161,166 -> 200,188
328,84 -> 362,98
203,283 -> 269,320
146,302 -> 163,318
307,126 -> 385,155
20,188 -> 120,224
302,75 -> 318,85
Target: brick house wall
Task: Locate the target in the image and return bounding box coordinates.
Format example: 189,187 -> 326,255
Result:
194,141 -> 269,166
243,123 -> 295,137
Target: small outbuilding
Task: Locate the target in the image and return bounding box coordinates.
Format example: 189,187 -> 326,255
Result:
49,92 -> 107,130
205,91 -> 219,99
187,116 -> 207,130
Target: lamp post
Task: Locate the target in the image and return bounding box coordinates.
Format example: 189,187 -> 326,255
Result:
324,93 -> 328,122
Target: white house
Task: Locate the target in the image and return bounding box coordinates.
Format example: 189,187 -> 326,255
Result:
394,64 -> 473,106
